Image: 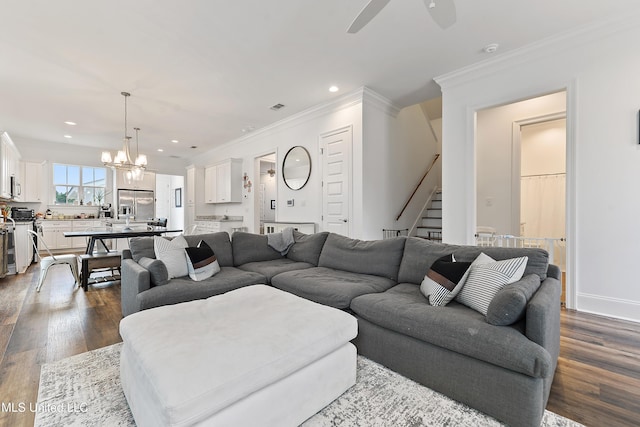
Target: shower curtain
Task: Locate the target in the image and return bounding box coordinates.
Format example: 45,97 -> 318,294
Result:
520,173 -> 565,239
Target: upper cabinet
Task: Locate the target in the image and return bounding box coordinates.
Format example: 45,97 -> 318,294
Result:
115,169 -> 156,191
186,166 -> 196,207
1,132 -> 22,200
204,159 -> 242,203
20,161 -> 44,202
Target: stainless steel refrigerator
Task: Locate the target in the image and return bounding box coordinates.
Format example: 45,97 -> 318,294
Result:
117,189 -> 155,221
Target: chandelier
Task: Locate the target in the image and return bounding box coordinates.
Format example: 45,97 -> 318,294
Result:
101,91 -> 147,182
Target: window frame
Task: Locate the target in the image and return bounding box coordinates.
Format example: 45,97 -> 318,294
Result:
52,163 -> 107,206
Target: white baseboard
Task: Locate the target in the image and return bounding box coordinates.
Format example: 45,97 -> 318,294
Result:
576,292 -> 640,323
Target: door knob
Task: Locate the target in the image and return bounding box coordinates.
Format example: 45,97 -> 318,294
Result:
342,219 -> 348,223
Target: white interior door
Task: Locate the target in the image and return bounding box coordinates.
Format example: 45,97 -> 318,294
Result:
321,127 -> 352,236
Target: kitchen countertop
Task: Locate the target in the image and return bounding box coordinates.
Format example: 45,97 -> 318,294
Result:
195,216 -> 243,222
37,217 -> 102,221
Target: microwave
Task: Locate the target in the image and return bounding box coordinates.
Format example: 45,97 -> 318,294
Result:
10,207 -> 34,221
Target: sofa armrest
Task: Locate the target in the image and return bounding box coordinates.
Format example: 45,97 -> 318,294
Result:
121,258 -> 152,317
525,276 -> 561,365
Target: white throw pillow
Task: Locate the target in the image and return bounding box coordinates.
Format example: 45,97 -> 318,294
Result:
154,235 -> 189,279
455,255 -> 528,316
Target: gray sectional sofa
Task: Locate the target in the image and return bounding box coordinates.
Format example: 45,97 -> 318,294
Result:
120,230 -> 561,427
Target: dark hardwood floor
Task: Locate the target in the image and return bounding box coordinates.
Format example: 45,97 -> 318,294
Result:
1,264 -> 639,426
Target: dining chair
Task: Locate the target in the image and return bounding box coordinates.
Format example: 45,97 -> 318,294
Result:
184,224 -> 199,235
27,229 -> 80,292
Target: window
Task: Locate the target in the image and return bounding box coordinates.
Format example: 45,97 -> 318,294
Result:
53,164 -> 107,205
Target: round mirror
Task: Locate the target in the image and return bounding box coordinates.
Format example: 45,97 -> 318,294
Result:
282,146 -> 311,190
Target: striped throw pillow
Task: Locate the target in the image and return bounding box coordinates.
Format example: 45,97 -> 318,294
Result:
455,256 -> 528,316
420,254 -> 472,306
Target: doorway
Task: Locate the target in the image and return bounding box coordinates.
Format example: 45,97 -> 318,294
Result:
476,91 -> 569,306
254,153 -> 277,234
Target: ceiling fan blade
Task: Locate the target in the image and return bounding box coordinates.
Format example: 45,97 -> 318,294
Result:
347,0 -> 392,34
424,0 -> 457,29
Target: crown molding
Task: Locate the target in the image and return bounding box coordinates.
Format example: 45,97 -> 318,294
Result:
210,87 -> 367,154
435,7 -> 640,90
362,87 -> 401,118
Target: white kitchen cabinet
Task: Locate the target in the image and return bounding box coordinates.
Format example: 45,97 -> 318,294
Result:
1,132 -> 21,200
14,223 -> 34,274
116,169 -> 156,191
204,159 -> 242,203
39,221 -> 73,250
194,220 -> 243,235
186,166 -> 196,206
20,161 -> 44,202
204,166 -> 217,203
263,222 -> 316,234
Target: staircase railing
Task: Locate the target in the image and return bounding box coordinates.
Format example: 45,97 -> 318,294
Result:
396,154 -> 440,221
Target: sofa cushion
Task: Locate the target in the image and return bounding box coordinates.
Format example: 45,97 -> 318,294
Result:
154,235 -> 189,279
138,257 -> 169,287
271,266 -> 396,309
286,231 -> 329,266
238,259 -> 314,283
350,283 -> 552,378
486,274 -> 541,326
455,255 -> 528,315
129,237 -> 156,262
184,232 -> 234,267
318,234 -> 405,281
185,241 -> 221,281
136,267 -> 266,311
398,237 -> 549,285
232,232 -> 283,266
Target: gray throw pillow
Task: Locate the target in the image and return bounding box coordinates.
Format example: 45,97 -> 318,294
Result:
129,237 -> 156,262
486,274 -> 541,326
286,231 -> 329,266
138,256 -> 169,287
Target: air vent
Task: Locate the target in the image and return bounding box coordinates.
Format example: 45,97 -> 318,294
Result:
270,103 -> 285,111
169,155 -> 180,159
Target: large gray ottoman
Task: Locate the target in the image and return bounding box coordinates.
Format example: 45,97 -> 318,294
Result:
119,284 -> 358,427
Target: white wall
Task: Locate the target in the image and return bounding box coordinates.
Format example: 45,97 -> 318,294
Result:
476,93 -> 566,235
364,102 -> 439,239
187,87 -> 435,240
436,13 -> 640,322
521,119 -> 566,176
190,90 -> 365,235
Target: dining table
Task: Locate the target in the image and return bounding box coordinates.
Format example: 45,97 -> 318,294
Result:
63,226 -> 182,290
63,226 -> 183,255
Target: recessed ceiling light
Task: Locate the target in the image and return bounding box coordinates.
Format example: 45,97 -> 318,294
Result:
171,139 -> 179,143
157,148 -> 164,152
64,121 -> 77,126
329,86 -> 339,93
63,134 -> 72,139
483,43 -> 499,54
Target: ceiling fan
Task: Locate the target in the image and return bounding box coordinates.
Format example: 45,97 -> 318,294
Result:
347,0 -> 457,34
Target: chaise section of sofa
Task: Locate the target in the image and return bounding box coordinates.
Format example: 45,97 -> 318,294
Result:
271,234 -> 406,309
350,237 -> 561,427
121,232 -> 266,317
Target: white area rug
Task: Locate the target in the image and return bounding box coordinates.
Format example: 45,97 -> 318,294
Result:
35,343 -> 582,427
